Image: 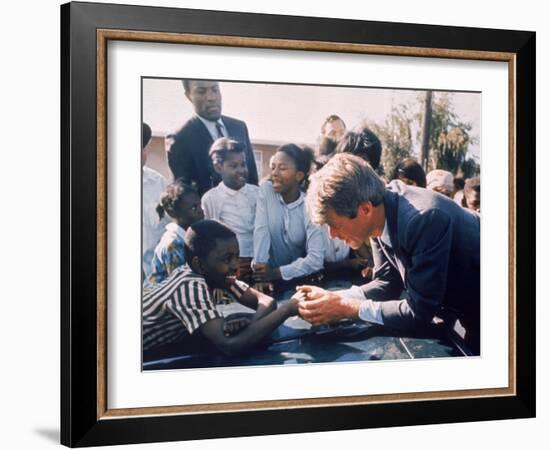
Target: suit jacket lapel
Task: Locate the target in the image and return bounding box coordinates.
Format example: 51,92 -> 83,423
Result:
192,116 -> 214,145
192,117 -> 219,188
222,116 -> 238,140
383,190 -> 406,283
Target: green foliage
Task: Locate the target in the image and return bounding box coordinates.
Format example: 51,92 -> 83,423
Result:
362,92 -> 479,180
415,92 -> 478,176
459,157 -> 480,179
363,103 -> 413,179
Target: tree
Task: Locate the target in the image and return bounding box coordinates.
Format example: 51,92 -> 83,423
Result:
363,103 -> 413,179
416,92 -> 479,176
361,92 -> 479,180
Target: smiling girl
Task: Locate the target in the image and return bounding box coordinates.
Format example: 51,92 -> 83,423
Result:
252,144 -> 324,292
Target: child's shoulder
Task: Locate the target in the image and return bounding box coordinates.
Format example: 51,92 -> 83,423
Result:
202,183 -> 225,199
157,225 -> 185,248
258,179 -> 273,192
245,183 -> 259,193
144,264 -> 206,296
143,166 -> 166,183
173,266 -> 209,291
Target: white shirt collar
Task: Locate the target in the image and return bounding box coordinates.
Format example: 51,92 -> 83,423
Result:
380,219 -> 391,247
218,181 -> 247,197
197,115 -> 225,139
277,190 -> 304,210
142,165 -> 163,182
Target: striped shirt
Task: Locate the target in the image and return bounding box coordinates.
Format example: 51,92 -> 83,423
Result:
142,264 -> 249,352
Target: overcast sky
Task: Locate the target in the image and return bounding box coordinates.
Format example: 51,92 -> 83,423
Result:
143,79 -> 480,159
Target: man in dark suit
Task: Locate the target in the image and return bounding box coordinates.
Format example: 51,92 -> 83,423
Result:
298,153 -> 480,353
167,80 -> 259,196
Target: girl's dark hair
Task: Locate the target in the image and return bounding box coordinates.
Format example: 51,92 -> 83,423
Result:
156,179 -> 198,221
393,158 -> 427,188
142,122 -> 152,149
208,137 -> 245,165
453,177 -> 465,191
277,143 -> 314,178
335,128 -> 382,170
316,136 -> 338,157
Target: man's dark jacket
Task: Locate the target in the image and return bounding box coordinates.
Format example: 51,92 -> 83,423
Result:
362,181 -> 480,337
167,115 -> 259,196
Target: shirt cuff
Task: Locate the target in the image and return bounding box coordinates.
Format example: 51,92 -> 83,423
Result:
357,300 -> 384,325
279,265 -> 294,281
334,285 -> 383,325
335,284 -> 367,300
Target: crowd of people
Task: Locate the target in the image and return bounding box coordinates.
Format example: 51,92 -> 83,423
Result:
142,79 -> 481,362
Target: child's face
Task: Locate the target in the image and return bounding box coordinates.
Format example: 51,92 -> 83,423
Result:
216,152 -> 248,190
465,190 -> 480,212
176,192 -> 204,228
200,237 -> 240,288
270,151 -> 304,194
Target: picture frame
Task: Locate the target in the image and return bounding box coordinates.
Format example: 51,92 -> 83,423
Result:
61,1 -> 535,447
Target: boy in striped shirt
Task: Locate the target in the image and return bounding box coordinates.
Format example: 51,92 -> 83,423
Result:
143,219 -> 302,361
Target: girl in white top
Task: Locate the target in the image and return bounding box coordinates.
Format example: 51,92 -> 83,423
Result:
201,138 -> 259,283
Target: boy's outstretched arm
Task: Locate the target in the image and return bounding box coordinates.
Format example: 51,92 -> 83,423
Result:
236,286 -> 276,321
199,293 -> 302,357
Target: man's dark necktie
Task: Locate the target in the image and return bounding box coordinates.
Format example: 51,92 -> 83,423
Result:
215,122 -> 224,139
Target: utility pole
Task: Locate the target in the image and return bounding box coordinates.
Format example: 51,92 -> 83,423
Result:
420,90 -> 433,171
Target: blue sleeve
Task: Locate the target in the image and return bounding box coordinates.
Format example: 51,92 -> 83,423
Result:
279,218 -> 324,280
253,183 -> 271,264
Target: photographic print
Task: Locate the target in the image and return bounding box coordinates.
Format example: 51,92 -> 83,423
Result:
141,78 -> 481,371
62,3 -> 534,445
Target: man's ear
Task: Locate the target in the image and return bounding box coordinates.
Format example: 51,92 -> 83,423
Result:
184,90 -> 191,103
296,171 -> 305,184
357,201 -> 373,217
189,256 -> 204,274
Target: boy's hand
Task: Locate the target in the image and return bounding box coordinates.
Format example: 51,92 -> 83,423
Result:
286,291 -> 307,316
224,275 -> 238,290
223,317 -> 252,336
